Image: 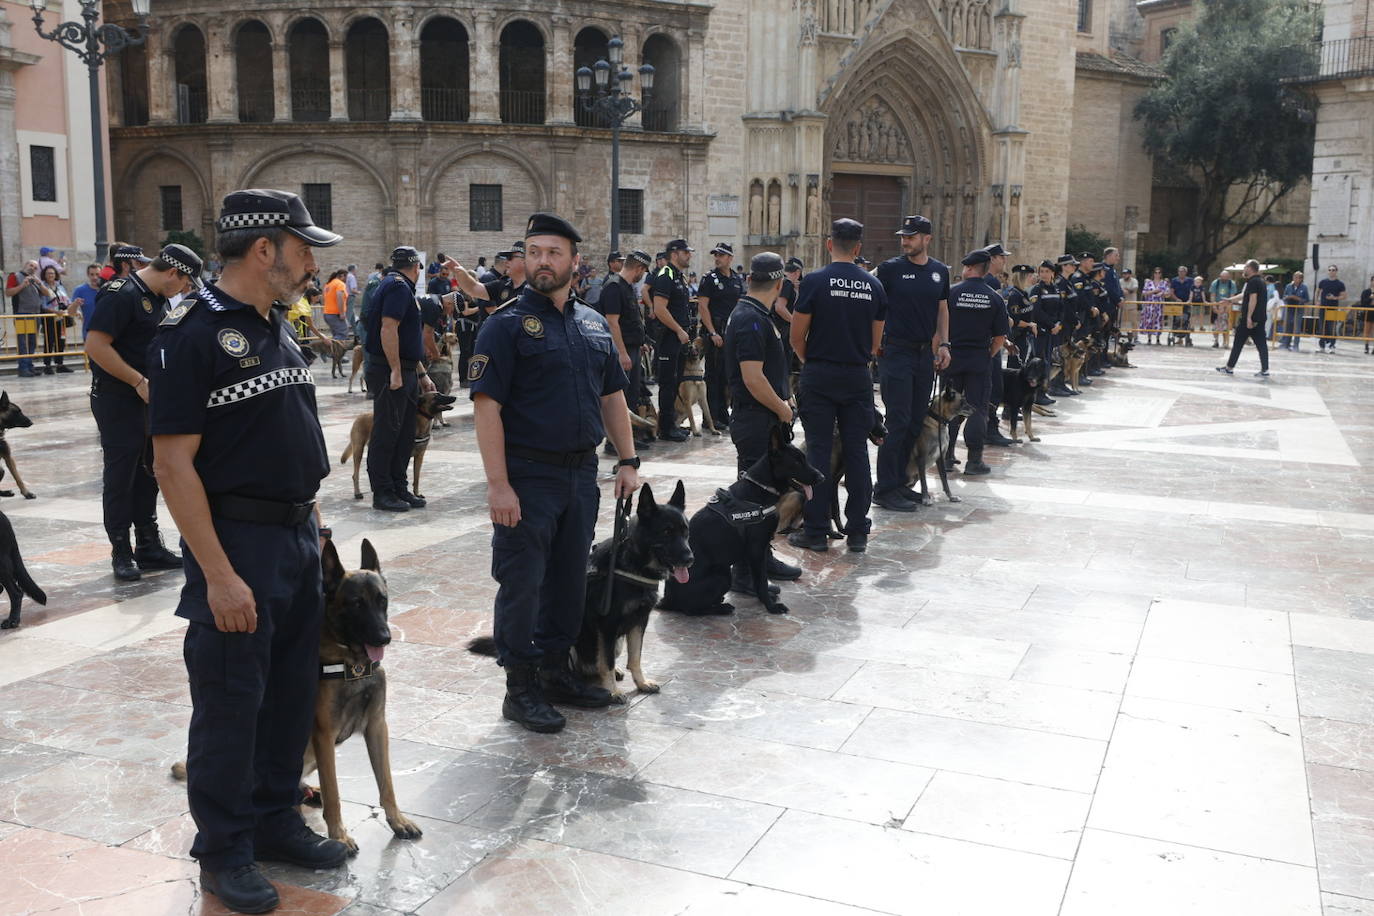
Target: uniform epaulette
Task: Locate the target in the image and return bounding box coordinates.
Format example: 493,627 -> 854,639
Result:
491,300 -> 513,313
104,278 -> 126,292
160,297 -> 198,326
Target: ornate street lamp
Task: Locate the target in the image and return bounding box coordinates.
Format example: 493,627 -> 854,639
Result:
576,37 -> 654,253
31,0 -> 150,258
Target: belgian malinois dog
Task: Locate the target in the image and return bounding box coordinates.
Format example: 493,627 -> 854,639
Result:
0,392 -> 36,500
911,387 -> 973,504
674,338 -> 719,436
340,391 -> 458,500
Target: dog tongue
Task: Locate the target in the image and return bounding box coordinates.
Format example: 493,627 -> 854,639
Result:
672,567 -> 690,584
803,485 -> 814,501
365,645 -> 385,663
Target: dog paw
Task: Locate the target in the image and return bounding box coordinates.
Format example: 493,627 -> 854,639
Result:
921,496 -> 935,507
354,493 -> 364,500
333,831 -> 360,856
609,690 -> 630,705
948,495 -> 963,503
766,602 -> 790,615
614,667 -> 625,681
692,431 -> 702,437
387,814 -> 423,840
635,679 -> 660,694
1029,436 -> 1041,442
22,492 -> 34,500
0,490 -> 12,498
0,618 -> 18,630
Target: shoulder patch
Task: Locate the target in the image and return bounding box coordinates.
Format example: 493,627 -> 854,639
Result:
217,328 -> 250,357
522,315 -> 544,338
468,354 -> 489,381
160,300 -> 196,326
104,278 -> 126,292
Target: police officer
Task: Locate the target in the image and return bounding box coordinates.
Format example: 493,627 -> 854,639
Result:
697,243 -> 743,429
651,238 -> 694,442
980,243 -> 1017,448
364,246 -> 436,512
599,249 -> 654,450
1085,261 -> 1111,377
942,249 -> 1009,477
469,213 -> 639,734
873,215 -> 951,512
788,219 -> 887,554
86,243 -> 201,580
1050,254 -> 1082,397
450,248 -> 526,321
1029,259 -> 1066,402
149,189 -> 347,914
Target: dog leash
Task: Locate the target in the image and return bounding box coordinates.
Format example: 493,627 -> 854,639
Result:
601,494 -> 633,619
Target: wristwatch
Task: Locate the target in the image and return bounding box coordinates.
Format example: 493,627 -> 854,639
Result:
616,456 -> 641,470
938,342 -> 951,350
318,526 -> 333,540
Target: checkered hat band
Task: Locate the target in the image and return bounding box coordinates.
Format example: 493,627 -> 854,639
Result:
163,254 -> 196,275
759,268 -> 785,280
207,367 -> 314,408
113,251 -> 144,260
217,212 -> 291,232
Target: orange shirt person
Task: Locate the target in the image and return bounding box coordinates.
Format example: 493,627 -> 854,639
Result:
322,270 -> 349,339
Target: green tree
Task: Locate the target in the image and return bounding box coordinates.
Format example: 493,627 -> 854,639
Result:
160,229 -> 206,259
1065,224 -> 1112,258
1134,0 -> 1318,276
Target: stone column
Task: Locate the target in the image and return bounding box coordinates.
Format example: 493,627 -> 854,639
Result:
0,6 -> 39,268
206,17 -> 236,123
272,41 -> 291,122
206,137 -> 234,238
469,11 -> 498,122
146,25 -> 174,125
390,10 -> 420,121
329,39 -> 347,121
548,15 -> 573,125
392,136 -> 420,241
685,25 -> 707,132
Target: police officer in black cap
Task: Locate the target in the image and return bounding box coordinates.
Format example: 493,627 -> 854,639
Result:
942,249 -> 1009,476
469,212 -> 639,734
789,218 -> 887,553
1028,259 -> 1066,402
776,257 -> 804,385
873,214 -> 950,512
149,189 -> 347,913
86,242 -> 204,580
449,248 -> 527,320
980,243 -> 1017,448
651,238 -> 694,441
697,242 -> 743,429
599,249 -> 654,450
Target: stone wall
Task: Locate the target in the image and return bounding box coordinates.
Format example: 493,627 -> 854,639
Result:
1017,0 -> 1079,257
1067,69 -> 1153,257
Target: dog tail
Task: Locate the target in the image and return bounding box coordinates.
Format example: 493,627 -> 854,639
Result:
170,761 -> 187,781
340,442 -> 353,465
11,548 -> 44,605
466,635 -> 498,657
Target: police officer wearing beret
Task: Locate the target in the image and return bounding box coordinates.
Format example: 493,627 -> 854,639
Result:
86,243 -> 204,580
469,213 -> 639,734
149,189 -> 347,913
651,238 -> 695,442
873,215 -> 951,512
362,246 -> 435,512
789,219 -> 887,553
599,249 -> 654,451
1028,259 -> 1065,402
942,249 -> 1009,476
980,243 -> 1017,448
697,242 -> 743,430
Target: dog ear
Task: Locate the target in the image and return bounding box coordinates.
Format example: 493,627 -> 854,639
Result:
321,538 -> 345,596
0,392 -> 8,409
637,482 -> 656,519
669,479 -> 686,510
360,538 -> 382,574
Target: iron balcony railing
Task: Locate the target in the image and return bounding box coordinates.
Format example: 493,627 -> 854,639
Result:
291,85 -> 331,122
1284,36 -> 1374,83
641,101 -> 677,133
421,87 -> 469,122
238,89 -> 274,123
348,87 -> 391,122
175,86 -> 207,124
500,88 -> 545,125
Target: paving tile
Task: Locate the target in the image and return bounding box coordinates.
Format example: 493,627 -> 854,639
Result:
0,680 -> 188,766
1011,645 -> 1133,693
0,755 -> 188,844
783,619 -> 1029,678
1137,599 -> 1294,674
0,826 -> 197,914
1126,655 -> 1300,717
1324,893 -> 1374,915
1291,614 -> 1374,656
1296,647 -> 1374,724
1303,717 -> 1374,770
902,771 -> 1091,859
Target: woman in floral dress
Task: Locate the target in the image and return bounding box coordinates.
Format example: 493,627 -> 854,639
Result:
1141,266 -> 1167,344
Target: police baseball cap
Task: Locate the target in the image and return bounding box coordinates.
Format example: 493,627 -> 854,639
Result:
511,240 -> 526,251
984,243 -> 1012,258
1039,259 -> 1058,271
750,252 -> 786,281
1056,254 -> 1079,266
710,242 -> 734,256
896,215 -> 934,236
655,251 -> 668,260
524,213 -> 581,243
607,250 -> 624,263
831,218 -> 864,241
1089,262 -> 1107,275
1011,263 -> 1037,274
627,250 -> 653,267
158,243 -> 204,289
961,249 -> 992,266
1078,251 -> 1097,261
785,257 -> 804,272
112,245 -> 152,264
494,251 -> 511,262
666,238 -> 693,253
217,188 -> 342,247
391,246 -> 422,266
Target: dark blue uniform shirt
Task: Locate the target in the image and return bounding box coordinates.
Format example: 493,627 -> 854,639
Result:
724,296 -> 789,409
1028,281 -> 1062,326
88,272 -> 168,381
874,255 -> 949,343
598,274 -> 644,348
795,262 -> 887,364
1103,265 -> 1123,308
148,283 -> 330,503
1007,287 -> 1036,326
468,288 -> 627,453
947,278 -> 1010,353
698,267 -> 743,329
481,276 -> 523,319
650,264 -> 692,329
364,271 -> 424,361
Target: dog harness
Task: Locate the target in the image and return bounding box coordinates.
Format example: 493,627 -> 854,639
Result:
680,374 -> 705,382
319,660 -> 382,681
705,487 -> 778,530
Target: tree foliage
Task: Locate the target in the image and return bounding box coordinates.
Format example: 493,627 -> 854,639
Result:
160,229 -> 206,259
1134,0 -> 1319,275
1065,224 -> 1113,258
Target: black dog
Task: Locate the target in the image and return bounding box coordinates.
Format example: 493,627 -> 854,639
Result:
0,470 -> 45,629
660,425 -> 823,616
0,392 -> 36,500
1003,354 -> 1046,443
469,481 -> 693,704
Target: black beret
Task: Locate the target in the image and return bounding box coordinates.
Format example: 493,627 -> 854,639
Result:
961,249 -> 992,266
896,215 -> 933,236
831,218 -> 864,241
750,251 -> 786,281
710,242 -> 734,256
627,250 -> 653,267
218,188 -> 342,247
524,213 -> 582,243
391,246 -> 422,265
666,238 -> 694,253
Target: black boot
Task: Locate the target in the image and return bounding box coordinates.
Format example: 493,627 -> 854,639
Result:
111,533 -> 140,581
134,523 -> 183,570
766,549 -> 802,581
730,564 -> 781,598
200,864 -> 279,914
502,664 -> 566,732
539,658 -> 614,708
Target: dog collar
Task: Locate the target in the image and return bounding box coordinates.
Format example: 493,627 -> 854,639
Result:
741,473 -> 779,496
320,660 -> 381,681
614,568 -> 663,587
680,374 -> 705,382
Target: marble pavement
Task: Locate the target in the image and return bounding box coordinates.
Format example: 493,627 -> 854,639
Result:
0,340 -> 1371,915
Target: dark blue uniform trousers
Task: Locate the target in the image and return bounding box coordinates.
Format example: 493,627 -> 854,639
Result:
181,518 -> 322,870
730,405 -> 775,476
90,380 -> 159,540
875,341 -> 934,496
704,333 -> 730,426
987,351 -> 1005,430
491,458 -> 600,666
365,366 -> 418,497
944,349 -> 991,461
799,361 -> 874,537
656,334 -> 683,434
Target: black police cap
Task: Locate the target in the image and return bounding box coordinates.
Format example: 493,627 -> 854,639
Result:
1011,263 -> 1037,274
856,256 -> 872,266
627,250 -> 653,267
1089,262 -> 1107,275
961,249 -> 992,266
1079,251 -> 1096,261
511,240 -> 526,251
896,215 -> 934,236
391,246 -> 422,265
785,257 -> 804,272
524,213 -> 582,244
113,244 -> 152,264
655,251 -> 668,260
218,188 -> 342,247
607,250 -> 624,263
666,238 -> 693,253
831,218 -> 864,241
159,243 -> 204,288
1039,259 -> 1058,271
494,251 -> 511,262
750,252 -> 786,282
710,242 -> 734,256
1056,254 -> 1080,266
983,243 -> 1012,258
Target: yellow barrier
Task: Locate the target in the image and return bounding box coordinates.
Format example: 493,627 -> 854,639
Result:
0,310 -> 86,364
1120,301 -> 1374,342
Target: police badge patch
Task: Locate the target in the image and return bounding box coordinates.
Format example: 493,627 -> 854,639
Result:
521,316 -> 544,338
142,298 -> 154,313
468,354 -> 489,381
217,328 -> 250,357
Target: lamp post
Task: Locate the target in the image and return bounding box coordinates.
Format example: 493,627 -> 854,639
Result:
576,37 -> 653,253
31,0 -> 150,260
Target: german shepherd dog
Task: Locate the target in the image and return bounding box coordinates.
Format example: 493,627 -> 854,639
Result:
468,481 -> 694,704
0,470 -> 46,629
675,338 -> 719,436
1108,333 -> 1136,368
0,392 -> 36,500
172,539 -> 422,854
427,333 -> 458,428
1059,338 -> 1089,394
340,391 -> 459,500
776,410 -> 886,537
310,337 -> 352,380
1002,355 -> 1046,444
914,387 -> 973,504
661,425 -> 823,616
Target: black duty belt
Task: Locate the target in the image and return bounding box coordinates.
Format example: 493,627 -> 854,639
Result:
883,336 -> 931,347
210,493 -> 316,526
506,444 -> 596,469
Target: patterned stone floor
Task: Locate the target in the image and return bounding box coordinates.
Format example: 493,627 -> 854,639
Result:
0,340 -> 1371,915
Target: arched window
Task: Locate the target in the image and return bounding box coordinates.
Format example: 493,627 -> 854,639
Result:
499,20 -> 545,125
420,17 -> 469,122
172,25 -> 207,124
641,34 -> 679,132
573,26 -> 609,128
288,19 -> 329,122
346,17 -> 391,122
235,21 -> 273,123
120,43 -> 149,126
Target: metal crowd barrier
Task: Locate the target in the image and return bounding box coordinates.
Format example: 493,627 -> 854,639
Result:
1118,300 -> 1374,342
0,310 -> 87,366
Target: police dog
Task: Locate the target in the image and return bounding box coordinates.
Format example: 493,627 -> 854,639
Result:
675,338 -> 719,436
0,392 -> 36,500
347,345 -> 366,394
340,391 -> 459,500
1108,333 -> 1136,368
1003,355 -> 1046,443
0,471 -> 46,629
467,481 -> 693,704
911,387 -> 973,504
428,333 -> 458,428
776,409 -> 885,537
1059,338 -> 1089,393
310,336 -> 351,379
661,425 -> 823,616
